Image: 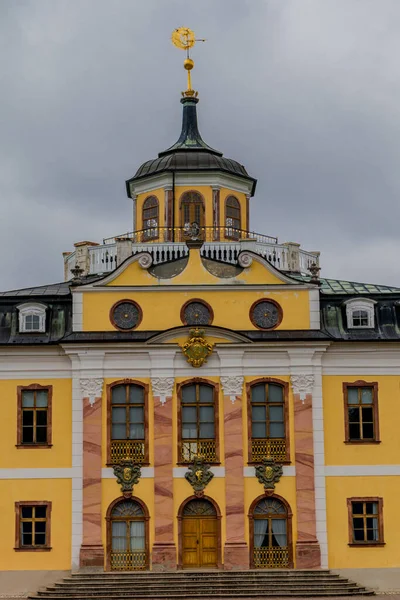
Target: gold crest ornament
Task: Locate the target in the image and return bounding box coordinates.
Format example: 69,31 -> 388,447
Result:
171,27 -> 205,97
255,455 -> 283,493
113,457 -> 142,497
181,328 -> 213,368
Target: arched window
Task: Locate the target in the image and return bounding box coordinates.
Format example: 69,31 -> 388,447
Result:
180,191 -> 205,235
108,382 -> 148,464
250,496 -> 292,568
108,499 -> 148,571
17,303 -> 46,333
225,196 -> 241,239
249,380 -> 289,463
344,298 -> 376,329
142,196 -> 159,240
178,380 -> 218,463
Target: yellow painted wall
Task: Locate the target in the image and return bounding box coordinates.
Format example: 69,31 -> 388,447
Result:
0,479 -> 71,570
323,375 -> 400,466
136,188 -> 165,231
326,476 -> 399,568
0,379 -> 72,469
83,288 -> 310,332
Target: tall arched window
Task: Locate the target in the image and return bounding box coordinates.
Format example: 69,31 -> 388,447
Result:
178,380 -> 218,463
225,196 -> 241,239
108,382 -> 148,464
250,496 -> 292,568
108,498 -> 149,571
142,196 -> 159,240
248,379 -> 289,463
180,191 -> 205,236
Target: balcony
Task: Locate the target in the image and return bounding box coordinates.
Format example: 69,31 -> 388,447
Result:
250,438 -> 287,463
110,440 -> 146,464
181,439 -> 217,463
64,226 -> 320,280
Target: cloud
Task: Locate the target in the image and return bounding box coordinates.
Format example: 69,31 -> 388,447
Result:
1,0 -> 400,290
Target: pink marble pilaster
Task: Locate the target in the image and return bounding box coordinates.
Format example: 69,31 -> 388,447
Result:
80,394 -> 104,567
152,394 -> 177,570
293,391 -> 321,568
223,389 -> 249,570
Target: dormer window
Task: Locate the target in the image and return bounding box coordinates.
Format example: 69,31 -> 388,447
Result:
17,303 -> 47,333
345,299 -> 376,329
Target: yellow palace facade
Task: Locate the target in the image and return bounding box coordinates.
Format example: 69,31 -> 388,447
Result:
1,43 -> 400,596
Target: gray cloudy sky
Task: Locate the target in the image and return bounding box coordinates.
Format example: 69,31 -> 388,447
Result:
1,0 -> 400,290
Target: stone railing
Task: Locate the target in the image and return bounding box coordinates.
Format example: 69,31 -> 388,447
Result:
64,228 -> 320,280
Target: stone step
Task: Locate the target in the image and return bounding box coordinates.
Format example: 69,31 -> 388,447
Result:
70,569 -> 334,577
50,580 -> 362,588
29,592 -> 374,599
42,586 -> 364,594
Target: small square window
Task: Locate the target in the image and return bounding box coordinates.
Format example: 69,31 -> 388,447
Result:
348,498 -> 384,546
15,502 -> 51,551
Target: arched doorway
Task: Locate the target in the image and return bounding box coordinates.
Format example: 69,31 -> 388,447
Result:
249,495 -> 293,569
180,191 -> 205,233
106,497 -> 149,571
179,497 -> 220,569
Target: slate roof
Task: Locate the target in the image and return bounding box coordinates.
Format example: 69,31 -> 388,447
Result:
293,275 -> 400,295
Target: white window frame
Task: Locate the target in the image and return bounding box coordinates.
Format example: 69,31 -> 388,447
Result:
17,303 -> 47,333
344,298 -> 376,329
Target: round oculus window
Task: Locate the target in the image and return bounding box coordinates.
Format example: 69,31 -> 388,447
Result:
181,300 -> 213,326
250,299 -> 282,330
110,301 -> 142,330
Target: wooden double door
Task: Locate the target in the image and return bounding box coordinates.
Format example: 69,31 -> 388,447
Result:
181,500 -> 218,568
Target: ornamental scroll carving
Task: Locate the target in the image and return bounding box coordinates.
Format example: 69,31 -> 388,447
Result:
184,456 -> 214,497
255,456 -> 283,494
291,374 -> 314,401
151,377 -> 174,405
221,376 -> 244,403
80,378 -> 103,407
113,458 -> 142,497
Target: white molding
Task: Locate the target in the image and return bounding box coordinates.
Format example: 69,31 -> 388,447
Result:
102,467 -> 154,478
151,377 -> 174,404
325,465 -> 400,476
173,467 -> 225,478
17,302 -> 47,333
80,378 -> 103,406
71,365 -> 83,571
243,466 -> 296,477
220,376 -> 244,402
322,344 -> 400,374
0,468 -> 76,479
149,327 -> 250,345
72,292 -> 83,332
309,288 -> 320,330
129,172 -> 254,197
291,374 -> 315,400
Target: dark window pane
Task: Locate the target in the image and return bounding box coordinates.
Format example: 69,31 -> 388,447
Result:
269,422 -> 285,438
36,427 -> 47,443
35,521 -> 46,533
366,502 -> 378,515
268,385 -> 283,403
35,507 -> 47,519
352,503 -> 364,515
353,518 -> 364,529
182,406 -> 196,423
361,407 -> 373,422
366,529 -> 378,541
252,422 -> 266,438
252,405 -> 266,421
199,385 -> 213,403
353,529 -> 365,541
111,385 -> 126,404
23,410 -> 34,426
22,533 -> 32,545
112,407 -> 126,424
22,427 -> 34,443
199,406 -> 214,423
36,410 -> 47,426
111,424 -> 126,439
269,405 -> 284,421
22,521 -> 32,533
21,507 -> 32,519
199,423 -> 214,439
34,533 -> 46,545
129,406 -> 144,424
182,424 -> 197,439
129,424 -> 144,440
349,423 -> 361,439
36,390 -> 48,407
361,388 -> 373,404
129,386 -> 144,404
362,423 -> 374,439
251,384 -> 265,403
348,408 -> 359,423
182,385 -> 196,403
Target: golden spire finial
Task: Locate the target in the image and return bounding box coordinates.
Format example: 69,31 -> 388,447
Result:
171,27 -> 205,97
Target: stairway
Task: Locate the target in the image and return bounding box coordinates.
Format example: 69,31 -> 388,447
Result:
29,570 -> 374,599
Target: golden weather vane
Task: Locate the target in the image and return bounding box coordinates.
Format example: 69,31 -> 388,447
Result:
171,27 -> 206,97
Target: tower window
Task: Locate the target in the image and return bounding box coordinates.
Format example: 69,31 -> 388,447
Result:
225,196 -> 241,239
142,196 -> 159,240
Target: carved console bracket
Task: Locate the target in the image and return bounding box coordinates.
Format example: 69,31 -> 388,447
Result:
291,374 -> 314,402
184,456 -> 214,497
113,459 -> 142,498
80,378 -> 103,407
151,377 -> 174,405
255,456 -> 283,494
221,376 -> 244,403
